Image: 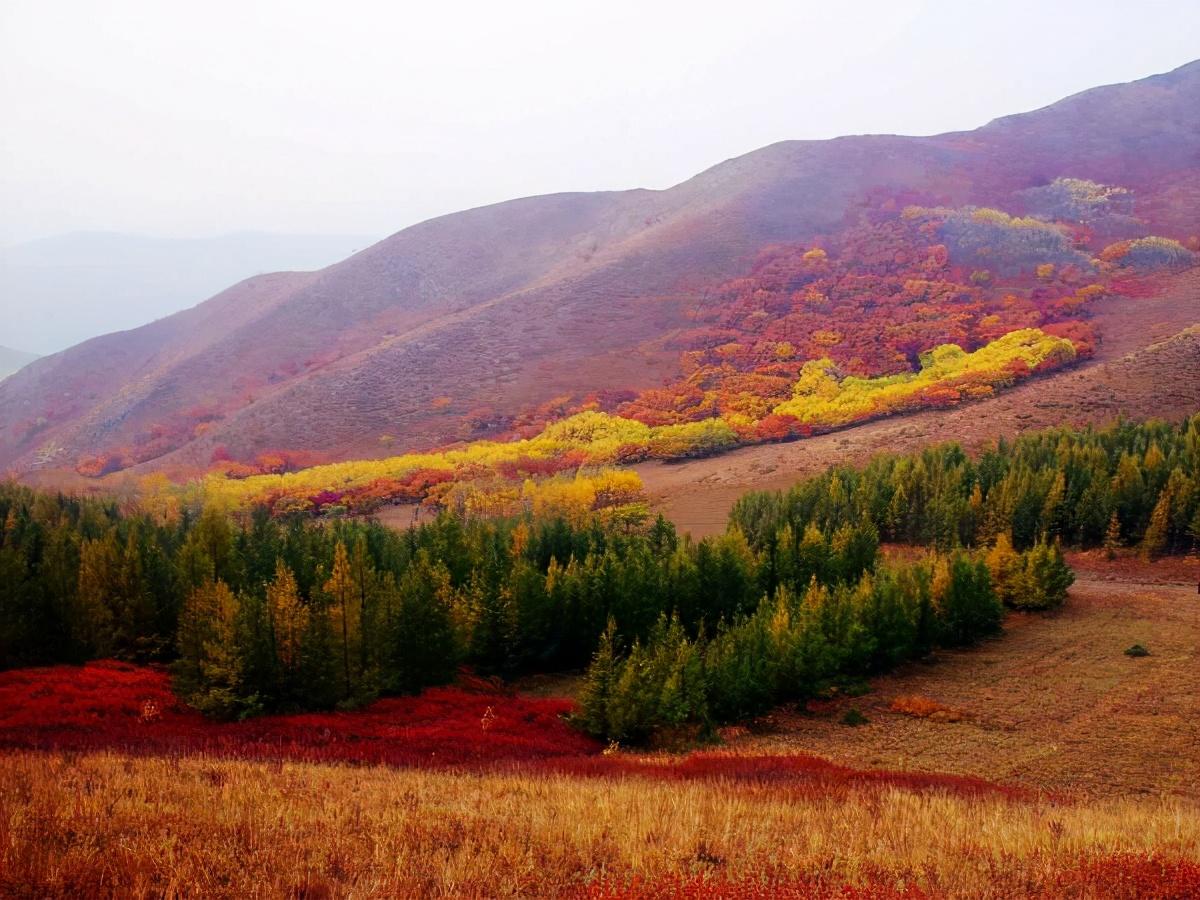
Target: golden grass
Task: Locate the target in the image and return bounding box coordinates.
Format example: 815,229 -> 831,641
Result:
1,749 -> 1197,899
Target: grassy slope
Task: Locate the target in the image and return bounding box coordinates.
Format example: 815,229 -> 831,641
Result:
3,62 -> 1196,476
2,750 -> 1196,898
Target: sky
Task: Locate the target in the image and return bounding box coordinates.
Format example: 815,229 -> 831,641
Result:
1,0 -> 1198,247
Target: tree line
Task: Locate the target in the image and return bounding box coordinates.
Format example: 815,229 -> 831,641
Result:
578,549 -> 1012,742
3,414 -> 1194,732
1,487 -> 879,715
730,415 -> 1200,556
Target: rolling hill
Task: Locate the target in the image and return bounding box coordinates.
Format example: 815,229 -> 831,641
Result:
0,60 -> 1197,481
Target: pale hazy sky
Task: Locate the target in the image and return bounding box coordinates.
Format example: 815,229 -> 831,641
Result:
2,0 -> 1197,246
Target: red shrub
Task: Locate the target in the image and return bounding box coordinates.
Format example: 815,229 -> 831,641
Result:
579,873 -> 929,899
1038,853 -> 1200,899
754,413 -> 802,442
75,451 -> 129,478
1110,276 -> 1167,298
545,750 -> 1029,802
0,662 -> 597,768
495,450 -> 588,480
0,664 -> 1032,802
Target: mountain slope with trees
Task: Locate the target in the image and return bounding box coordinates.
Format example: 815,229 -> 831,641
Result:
0,61 -> 1196,480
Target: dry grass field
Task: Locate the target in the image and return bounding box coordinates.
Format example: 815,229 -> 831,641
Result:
2,750 -> 1197,899
1,557 -> 1198,898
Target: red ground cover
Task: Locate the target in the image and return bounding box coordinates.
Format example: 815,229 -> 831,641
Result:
579,855 -> 1200,900
1040,853 -> 1200,899
0,662 -> 1026,800
0,660 -> 597,767
580,873 -> 929,899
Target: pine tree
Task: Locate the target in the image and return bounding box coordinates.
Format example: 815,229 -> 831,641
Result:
1009,541 -> 1074,611
350,536 -> 377,677
385,552 -> 459,693
1041,470 -> 1066,541
173,579 -> 246,717
984,533 -> 1020,607
118,530 -> 157,659
76,533 -> 119,656
323,541 -> 357,700
578,619 -> 618,738
267,558 -> 307,677
1103,511 -> 1123,560
1140,490 -> 1171,560
937,554 -> 1002,645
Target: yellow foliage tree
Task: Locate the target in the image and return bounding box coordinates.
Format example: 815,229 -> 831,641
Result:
267,558 -> 307,673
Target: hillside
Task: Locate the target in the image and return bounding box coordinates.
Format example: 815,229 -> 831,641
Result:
642,267 -> 1200,535
0,346 -> 38,382
0,61 -> 1197,481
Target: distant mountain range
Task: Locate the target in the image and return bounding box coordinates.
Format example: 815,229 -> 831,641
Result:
0,346 -> 39,382
0,231 -> 375,354
0,60 -> 1197,477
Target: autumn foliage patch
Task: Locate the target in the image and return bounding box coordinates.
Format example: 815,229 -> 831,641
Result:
0,661 -> 596,768
889,695 -> 964,722
578,854 -> 1200,900
176,194 -> 1159,517
0,662 -> 1036,801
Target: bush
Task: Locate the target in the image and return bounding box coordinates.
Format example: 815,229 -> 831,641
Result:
1124,644 -> 1150,658
987,537 -> 1074,611
841,708 -> 869,727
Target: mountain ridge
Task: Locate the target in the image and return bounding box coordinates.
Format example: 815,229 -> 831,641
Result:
2,59 -> 1197,478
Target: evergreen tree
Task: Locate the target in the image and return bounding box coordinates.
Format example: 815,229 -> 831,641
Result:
266,558 -> 308,696
173,579 -> 248,718
577,619 -> 618,738
323,541 -> 358,700
984,533 -> 1021,607
1009,541 -> 1074,611
1103,511 -> 1123,559
1140,490 -> 1171,560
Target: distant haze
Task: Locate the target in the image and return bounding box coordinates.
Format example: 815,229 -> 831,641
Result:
2,1 -> 1198,247
0,345 -> 39,381
0,232 -> 374,353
